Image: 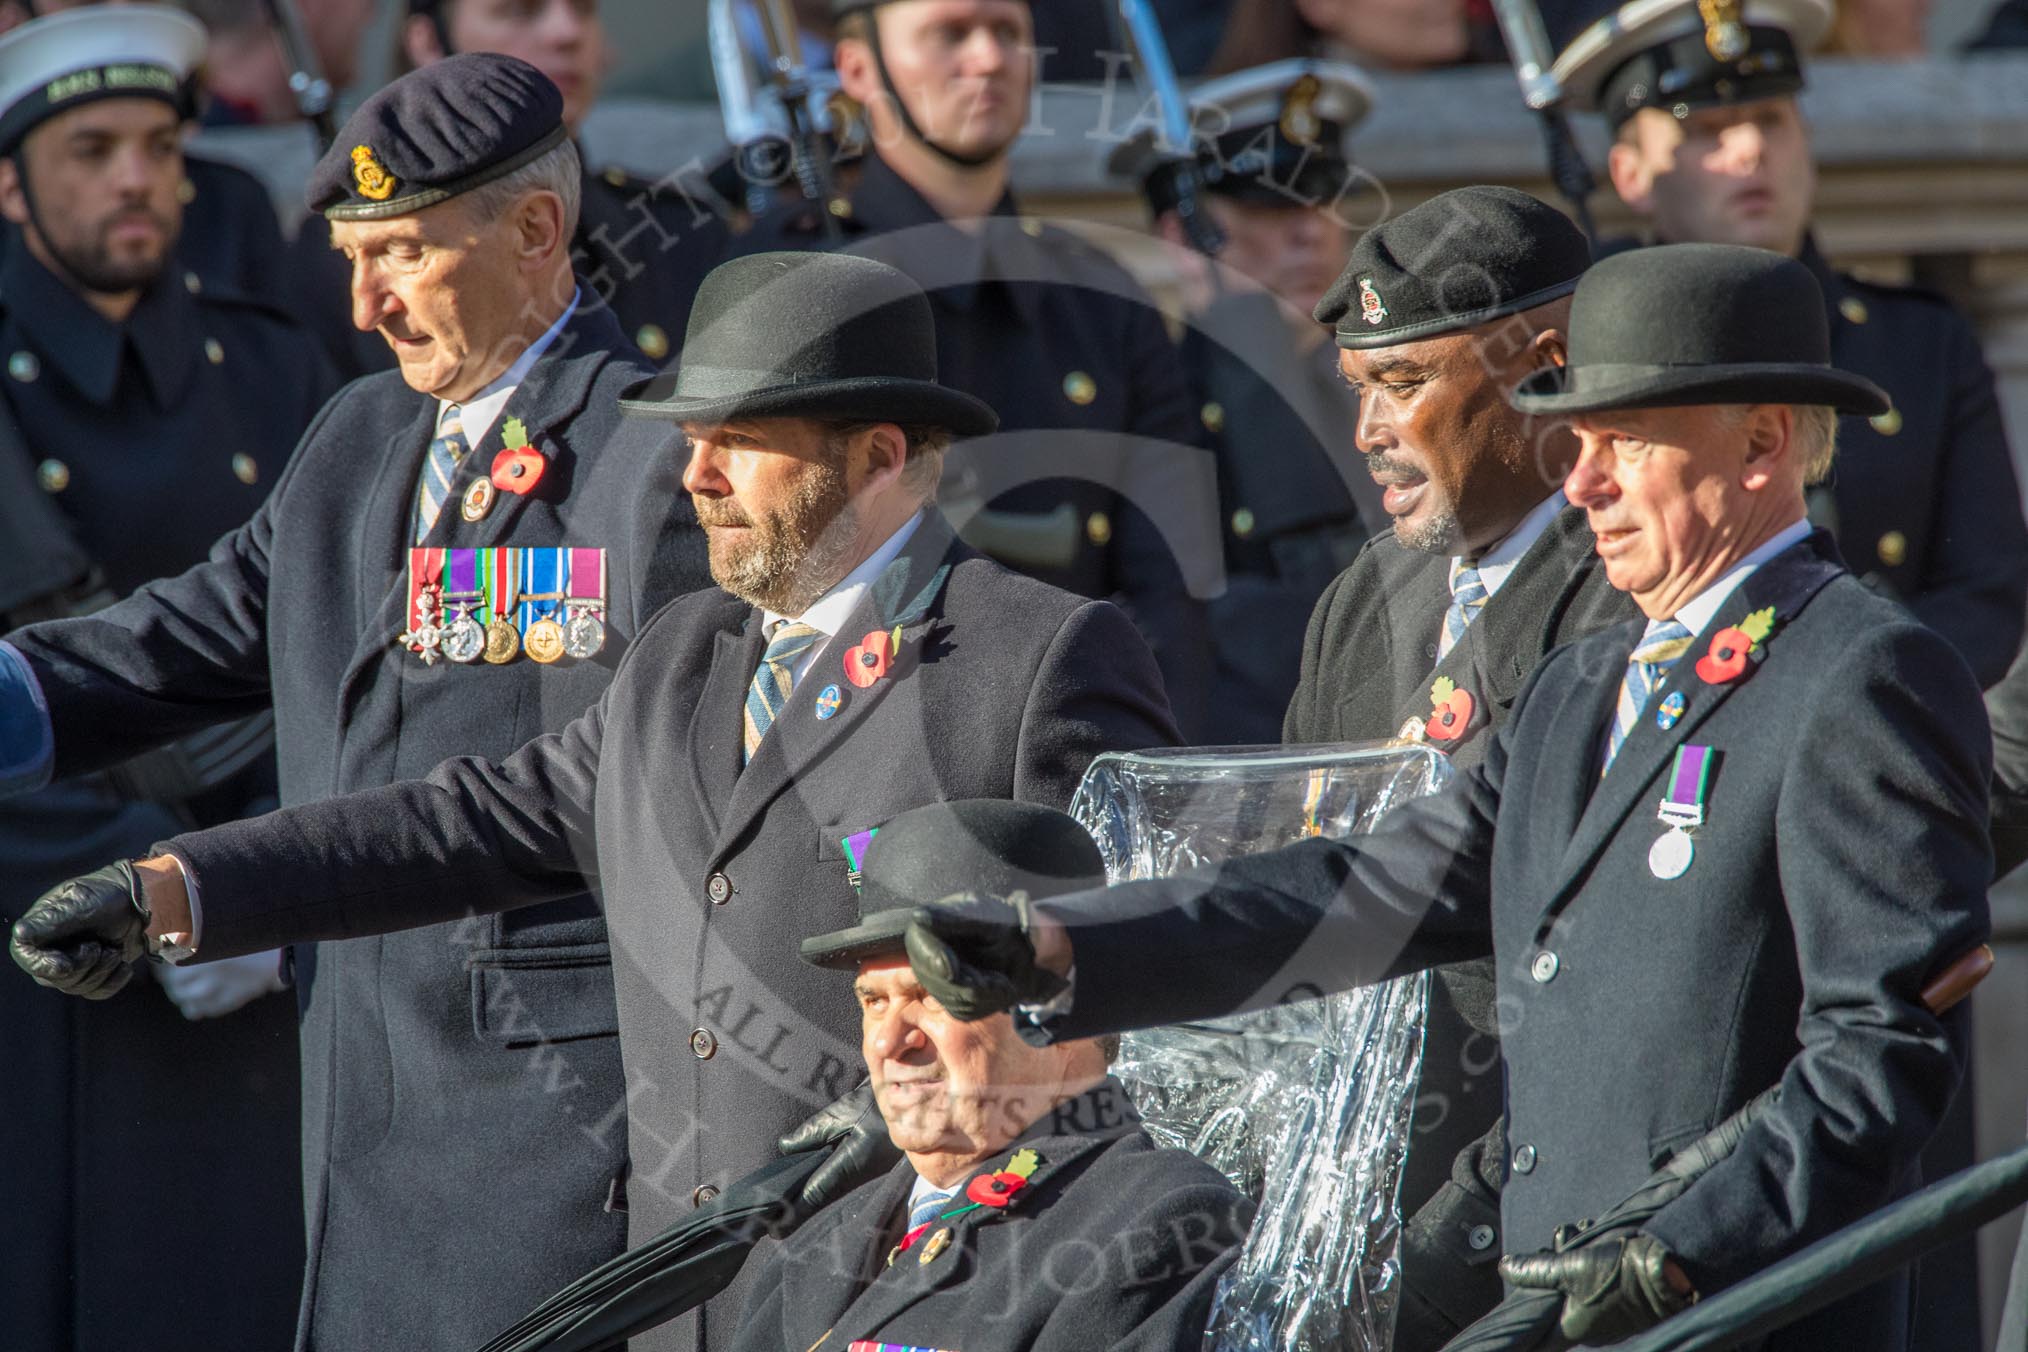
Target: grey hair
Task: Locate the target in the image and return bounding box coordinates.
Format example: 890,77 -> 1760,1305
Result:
461,137 -> 583,240
1790,404 -> 1839,485
827,421 -> 954,500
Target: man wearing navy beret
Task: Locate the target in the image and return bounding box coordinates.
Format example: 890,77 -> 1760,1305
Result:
0,51 -> 709,1352
910,243 -> 1993,1350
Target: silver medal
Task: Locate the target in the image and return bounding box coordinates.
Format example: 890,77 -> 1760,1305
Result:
442,611 -> 486,663
1648,826 -> 1694,880
563,608 -> 606,660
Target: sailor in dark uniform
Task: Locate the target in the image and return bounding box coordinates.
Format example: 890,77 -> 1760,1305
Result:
288,0 -> 731,379
733,0 -> 1217,733
0,8 -> 335,1351
1115,59 -> 1386,744
1552,0 -> 2028,690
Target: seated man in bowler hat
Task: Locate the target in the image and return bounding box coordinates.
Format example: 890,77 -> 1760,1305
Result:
729,797 -> 1251,1352
13,248 -> 1180,1352
906,243 -> 1993,1350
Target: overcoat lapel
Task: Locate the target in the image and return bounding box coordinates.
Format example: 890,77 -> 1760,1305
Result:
711,514 -> 962,858
776,1167 -> 913,1349
334,396 -> 438,708
688,606 -> 767,838
1538,536 -> 1845,927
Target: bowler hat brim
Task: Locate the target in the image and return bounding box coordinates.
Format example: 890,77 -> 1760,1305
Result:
1511,361 -> 1890,418
618,373 -> 999,439
799,908 -> 912,971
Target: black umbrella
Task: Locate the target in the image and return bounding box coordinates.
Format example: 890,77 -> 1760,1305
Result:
474,1151 -> 825,1352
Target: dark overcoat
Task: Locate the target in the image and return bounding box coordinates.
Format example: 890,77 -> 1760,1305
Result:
0,243 -> 333,1352
6,302 -> 707,1352
1282,505 -> 1635,1346
1036,535 -> 1992,1351
143,515 -> 1180,1351
726,1080 -> 1252,1352
733,152 -> 1217,733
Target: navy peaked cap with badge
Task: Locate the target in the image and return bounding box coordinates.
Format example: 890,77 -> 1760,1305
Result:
1549,0 -> 1832,129
1315,185 -> 1591,350
0,4 -> 204,153
619,251 -> 998,436
800,798 -> 1104,969
305,51 -> 567,220
1512,242 -> 1890,415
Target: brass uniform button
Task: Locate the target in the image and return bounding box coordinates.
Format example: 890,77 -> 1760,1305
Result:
690,1028 -> 717,1060
175,176 -> 196,204
1869,406 -> 1902,436
1838,296 -> 1869,325
9,350 -> 38,382
1200,401 -> 1225,433
1230,508 -> 1256,538
231,453 -> 258,485
636,324 -> 670,361
603,165 -> 629,188
1877,530 -> 1908,567
1086,511 -> 1112,547
183,270 -> 201,295
1062,371 -> 1097,406
204,338 -> 225,365
36,458 -> 69,493
828,197 -> 853,219
1020,216 -> 1043,238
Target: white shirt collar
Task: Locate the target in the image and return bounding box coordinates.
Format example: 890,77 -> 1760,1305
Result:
1650,516 -> 1813,639
1452,492 -> 1566,601
437,287 -> 580,446
763,511 -> 925,639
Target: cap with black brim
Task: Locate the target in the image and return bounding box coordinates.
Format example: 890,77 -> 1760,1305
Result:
0,5 -> 205,155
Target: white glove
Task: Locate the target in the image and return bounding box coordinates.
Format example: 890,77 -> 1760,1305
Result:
154,949 -> 287,1020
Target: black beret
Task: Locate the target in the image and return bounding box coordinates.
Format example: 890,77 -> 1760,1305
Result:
305,52 -> 567,221
799,799 -> 1103,970
1314,186 -> 1590,350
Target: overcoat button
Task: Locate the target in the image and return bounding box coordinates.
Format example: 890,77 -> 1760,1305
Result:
1200,401 -> 1225,433
1063,371 -> 1097,406
37,458 -> 68,493
9,350 -> 38,382
183,270 -> 201,294
1512,1144 -> 1537,1174
1086,511 -> 1112,546
1468,1224 -> 1496,1251
1531,951 -> 1559,984
692,1184 -> 720,1207
204,338 -> 225,365
231,453 -> 258,485
706,872 -> 732,905
1839,296 -> 1869,325
1231,508 -> 1256,538
636,324 -> 669,360
1877,531 -> 1907,567
690,1028 -> 717,1059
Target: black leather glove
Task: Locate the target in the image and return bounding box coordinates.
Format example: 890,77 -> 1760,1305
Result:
777,1081 -> 903,1219
1500,1231 -> 1694,1343
10,860 -> 152,1000
905,890 -> 1066,1023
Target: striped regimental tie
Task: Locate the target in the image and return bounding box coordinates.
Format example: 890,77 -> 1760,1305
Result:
413,403 -> 468,543
1440,561 -> 1487,659
1602,619 -> 1694,773
741,622 -> 822,764
906,1187 -> 952,1235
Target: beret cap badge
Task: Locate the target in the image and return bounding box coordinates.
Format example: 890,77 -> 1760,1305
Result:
1359,277 -> 1388,327
1697,0 -> 1751,61
351,145 -> 396,201
1278,74 -> 1323,146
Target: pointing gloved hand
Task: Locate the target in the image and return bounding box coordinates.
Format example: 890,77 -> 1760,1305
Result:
155,949 -> 288,1020
904,890 -> 1066,1023
1500,1231 -> 1695,1342
10,860 -> 151,999
777,1080 -> 903,1220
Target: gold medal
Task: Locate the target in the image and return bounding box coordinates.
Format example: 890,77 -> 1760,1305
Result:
524,618 -> 566,664
483,619 -> 521,664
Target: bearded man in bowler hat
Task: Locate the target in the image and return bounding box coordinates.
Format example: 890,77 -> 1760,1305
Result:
729,797 -> 1249,1352
907,243 -> 1993,1350
0,53 -> 709,1351
1291,185 -> 1638,1349
13,248 -> 1179,1352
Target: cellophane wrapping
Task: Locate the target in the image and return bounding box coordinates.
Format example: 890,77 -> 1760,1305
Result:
1069,744 -> 1450,1352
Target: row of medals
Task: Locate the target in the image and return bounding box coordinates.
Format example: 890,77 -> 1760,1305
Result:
406,583 -> 606,666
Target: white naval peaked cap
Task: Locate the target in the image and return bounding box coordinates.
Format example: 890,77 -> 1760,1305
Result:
1551,0 -> 1832,116
0,4 -> 207,152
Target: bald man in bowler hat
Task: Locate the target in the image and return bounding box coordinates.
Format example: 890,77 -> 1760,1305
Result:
0,52 -> 709,1351
908,243 -> 1993,1350
13,248 -> 1179,1352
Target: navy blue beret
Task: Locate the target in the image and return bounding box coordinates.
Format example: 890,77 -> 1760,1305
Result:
1314,186 -> 1591,350
305,52 -> 566,221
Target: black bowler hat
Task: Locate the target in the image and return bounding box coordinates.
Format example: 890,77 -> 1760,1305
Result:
305,52 -> 567,220
1511,243 -> 1889,416
1550,0 -> 1831,130
1109,59 -> 1375,217
800,799 -> 1103,970
1314,186 -> 1591,350
618,252 -> 998,437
